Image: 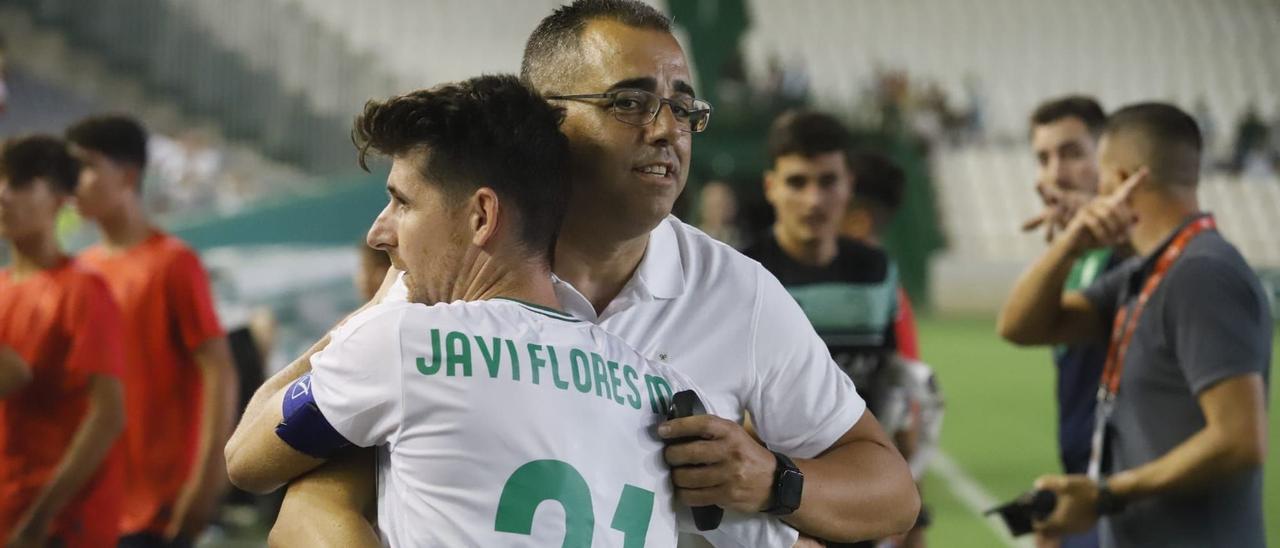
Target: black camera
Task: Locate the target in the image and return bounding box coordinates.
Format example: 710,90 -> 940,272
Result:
665,390 -> 724,531
985,489 -> 1057,536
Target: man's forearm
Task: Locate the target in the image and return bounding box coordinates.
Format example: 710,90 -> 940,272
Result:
1110,426 -> 1259,501
784,437 -> 919,542
996,236 -> 1082,345
269,449 -> 378,548
180,341 -> 239,507
23,376 -> 124,526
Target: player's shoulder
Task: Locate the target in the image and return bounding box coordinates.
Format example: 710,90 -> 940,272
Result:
1167,231 -> 1260,292
330,300 -> 417,344
149,232 -> 203,265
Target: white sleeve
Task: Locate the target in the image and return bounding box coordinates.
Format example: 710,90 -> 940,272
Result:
748,265 -> 866,459
310,302 -> 409,448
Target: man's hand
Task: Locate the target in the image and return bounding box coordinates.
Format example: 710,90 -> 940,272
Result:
1032,474 -> 1100,537
1059,168 -> 1147,254
1022,180 -> 1093,243
659,415 -> 777,513
7,507 -> 51,548
164,477 -> 224,541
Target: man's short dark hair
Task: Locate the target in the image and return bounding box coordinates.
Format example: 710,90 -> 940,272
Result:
65,115 -> 149,170
0,135 -> 80,195
1104,102 -> 1203,188
767,110 -> 852,163
353,74 -> 571,260
521,0 -> 672,90
849,152 -> 906,230
1030,96 -> 1106,138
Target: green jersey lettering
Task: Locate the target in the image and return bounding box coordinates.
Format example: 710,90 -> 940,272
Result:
505,339 -> 521,381
547,346 -> 570,391
445,331 -> 472,377
607,361 -> 625,405
569,349 -> 593,394
417,329 -> 444,376
622,366 -> 643,410
644,375 -> 674,415
475,336 -> 504,379
527,343 -> 546,385
590,352 -> 612,400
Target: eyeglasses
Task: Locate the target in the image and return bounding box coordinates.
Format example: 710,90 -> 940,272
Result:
548,89 -> 713,133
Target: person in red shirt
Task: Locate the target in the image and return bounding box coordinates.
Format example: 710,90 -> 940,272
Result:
66,116 -> 238,548
0,135 -> 127,548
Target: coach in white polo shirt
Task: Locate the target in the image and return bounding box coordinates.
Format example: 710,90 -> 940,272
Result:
535,2 -> 916,543
249,1 -> 919,546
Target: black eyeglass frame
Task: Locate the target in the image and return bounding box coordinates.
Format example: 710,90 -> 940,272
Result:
548,89 -> 713,133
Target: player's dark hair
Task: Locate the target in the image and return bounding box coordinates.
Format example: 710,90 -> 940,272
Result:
767,109 -> 852,163
849,152 -> 906,231
65,114 -> 149,170
521,0 -> 672,90
0,135 -> 80,195
1029,96 -> 1106,138
353,74 -> 571,261
1103,102 -> 1202,188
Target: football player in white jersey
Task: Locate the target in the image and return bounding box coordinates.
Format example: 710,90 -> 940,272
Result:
225,75 -> 711,547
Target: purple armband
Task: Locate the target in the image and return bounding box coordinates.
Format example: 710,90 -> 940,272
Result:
275,373 -> 352,458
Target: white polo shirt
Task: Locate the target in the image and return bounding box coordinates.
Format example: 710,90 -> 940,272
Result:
554,216 -> 865,453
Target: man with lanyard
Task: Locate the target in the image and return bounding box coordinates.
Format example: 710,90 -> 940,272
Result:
999,103 -> 1270,547
1004,96 -> 1115,548
237,1 -> 920,546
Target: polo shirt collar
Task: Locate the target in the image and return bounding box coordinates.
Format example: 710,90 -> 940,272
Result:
551,217 -> 687,322
631,216 -> 685,300
1122,213 -> 1212,299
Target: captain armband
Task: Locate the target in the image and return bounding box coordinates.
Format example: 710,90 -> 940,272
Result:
275,373 -> 352,459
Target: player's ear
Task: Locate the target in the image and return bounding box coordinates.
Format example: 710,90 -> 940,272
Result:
469,187 -> 500,247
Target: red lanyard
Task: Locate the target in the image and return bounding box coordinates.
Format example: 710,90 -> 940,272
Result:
1100,215 -> 1216,398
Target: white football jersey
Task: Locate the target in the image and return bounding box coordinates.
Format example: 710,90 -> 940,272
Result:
309,298 -> 705,548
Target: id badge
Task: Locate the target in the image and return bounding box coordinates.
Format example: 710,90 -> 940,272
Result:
1087,390 -> 1116,480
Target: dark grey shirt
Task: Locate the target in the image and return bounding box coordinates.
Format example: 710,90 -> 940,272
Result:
1083,217 -> 1272,548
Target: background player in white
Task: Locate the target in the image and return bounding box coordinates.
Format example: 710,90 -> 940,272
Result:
225,75 -> 712,547
251,1 -> 919,546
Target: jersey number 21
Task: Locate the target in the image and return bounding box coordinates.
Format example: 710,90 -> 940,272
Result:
495,459 -> 655,547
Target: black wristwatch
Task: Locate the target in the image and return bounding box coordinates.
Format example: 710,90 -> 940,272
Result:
1095,477 -> 1126,516
764,451 -> 804,516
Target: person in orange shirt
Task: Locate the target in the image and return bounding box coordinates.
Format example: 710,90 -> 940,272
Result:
66,115 -> 238,548
0,135 -> 127,548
